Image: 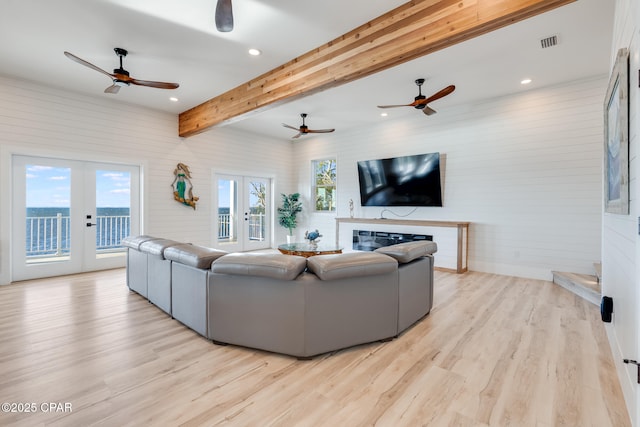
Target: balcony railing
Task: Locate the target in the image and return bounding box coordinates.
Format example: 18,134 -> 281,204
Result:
218,213 -> 265,241
26,212 -> 265,259
26,213 -> 130,258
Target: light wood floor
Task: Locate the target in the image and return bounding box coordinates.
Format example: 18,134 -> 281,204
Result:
0,269 -> 630,426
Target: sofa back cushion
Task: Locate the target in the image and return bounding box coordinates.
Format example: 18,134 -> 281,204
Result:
211,253 -> 307,280
121,235 -> 158,250
139,238 -> 180,259
164,243 -> 227,269
374,241 -> 438,264
307,252 -> 397,281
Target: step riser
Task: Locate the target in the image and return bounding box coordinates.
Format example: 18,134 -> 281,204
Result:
552,272 -> 600,306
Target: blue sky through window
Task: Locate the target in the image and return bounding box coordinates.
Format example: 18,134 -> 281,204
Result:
26,165 -> 131,207
218,179 -> 231,208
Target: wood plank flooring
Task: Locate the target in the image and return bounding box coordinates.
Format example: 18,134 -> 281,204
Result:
0,269 -> 630,426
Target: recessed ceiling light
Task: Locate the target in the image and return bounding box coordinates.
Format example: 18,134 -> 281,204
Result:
521,78 -> 532,85
380,112 -> 388,117
248,48 -> 261,56
169,97 -> 179,102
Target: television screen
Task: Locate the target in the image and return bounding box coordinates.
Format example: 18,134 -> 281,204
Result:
357,152 -> 442,207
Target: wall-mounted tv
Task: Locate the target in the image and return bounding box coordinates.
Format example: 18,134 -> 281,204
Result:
357,152 -> 442,207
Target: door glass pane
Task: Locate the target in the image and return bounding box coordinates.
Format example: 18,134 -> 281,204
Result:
218,178 -> 238,244
248,180 -> 266,242
96,170 -> 131,255
25,164 -> 71,264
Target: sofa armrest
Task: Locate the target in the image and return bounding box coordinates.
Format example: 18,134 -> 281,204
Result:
211,253 -> 307,280
374,241 -> 437,264
307,252 -> 397,280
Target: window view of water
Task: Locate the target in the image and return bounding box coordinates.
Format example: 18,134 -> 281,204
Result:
26,207 -> 130,257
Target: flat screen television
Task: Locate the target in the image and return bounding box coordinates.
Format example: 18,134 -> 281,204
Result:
357,152 -> 442,207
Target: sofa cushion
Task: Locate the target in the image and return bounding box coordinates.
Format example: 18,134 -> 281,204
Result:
121,235 -> 158,250
164,244 -> 227,269
211,253 -> 306,280
307,252 -> 397,280
139,238 -> 180,259
374,241 -> 438,264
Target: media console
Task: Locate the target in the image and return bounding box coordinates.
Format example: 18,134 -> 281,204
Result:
336,218 -> 469,273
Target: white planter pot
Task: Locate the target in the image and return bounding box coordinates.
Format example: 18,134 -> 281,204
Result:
286,235 -> 294,244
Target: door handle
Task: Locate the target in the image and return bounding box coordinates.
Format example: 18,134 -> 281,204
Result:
86,222 -> 97,227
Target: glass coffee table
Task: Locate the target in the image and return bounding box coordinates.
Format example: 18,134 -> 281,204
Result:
277,243 -> 343,258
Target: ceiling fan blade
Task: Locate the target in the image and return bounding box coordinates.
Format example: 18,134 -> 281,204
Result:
415,85 -> 455,115
104,84 -> 120,94
419,85 -> 456,105
129,78 -> 179,89
423,106 -> 437,116
307,129 -> 335,133
215,0 -> 234,32
64,51 -> 114,79
291,132 -> 302,139
282,123 -> 300,131
377,104 -> 413,108
380,84 -> 455,110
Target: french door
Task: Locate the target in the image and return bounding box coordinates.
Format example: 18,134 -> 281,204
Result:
11,155 -> 140,281
214,174 -> 271,252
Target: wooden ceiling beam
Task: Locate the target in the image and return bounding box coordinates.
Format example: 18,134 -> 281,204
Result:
178,0 -> 575,137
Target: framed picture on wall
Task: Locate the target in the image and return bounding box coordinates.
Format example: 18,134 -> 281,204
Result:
603,47 -> 629,215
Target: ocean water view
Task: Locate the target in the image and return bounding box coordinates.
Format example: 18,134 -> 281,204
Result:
26,207 -> 131,256
27,207 -> 131,217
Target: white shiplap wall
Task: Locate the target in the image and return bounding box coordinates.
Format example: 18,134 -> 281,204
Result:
0,76 -> 295,285
604,0 -> 639,424
294,76 -> 606,281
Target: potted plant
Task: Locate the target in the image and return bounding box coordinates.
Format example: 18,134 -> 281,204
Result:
278,193 -> 303,243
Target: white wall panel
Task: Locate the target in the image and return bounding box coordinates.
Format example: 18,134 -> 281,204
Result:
604,0 -> 639,423
0,76 -> 294,284
294,77 -> 605,281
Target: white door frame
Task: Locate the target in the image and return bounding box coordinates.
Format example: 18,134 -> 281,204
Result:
11,155 -> 140,281
213,173 -> 271,252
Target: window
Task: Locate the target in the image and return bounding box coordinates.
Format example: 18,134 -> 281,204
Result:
312,159 -> 336,211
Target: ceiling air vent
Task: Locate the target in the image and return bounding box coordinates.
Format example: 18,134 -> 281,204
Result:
540,35 -> 558,49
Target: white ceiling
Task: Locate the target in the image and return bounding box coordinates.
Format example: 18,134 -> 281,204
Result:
0,0 -> 614,141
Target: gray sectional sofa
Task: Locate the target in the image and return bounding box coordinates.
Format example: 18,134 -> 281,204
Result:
122,236 -> 437,359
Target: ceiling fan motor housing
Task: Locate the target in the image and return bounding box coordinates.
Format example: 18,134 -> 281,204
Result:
113,48 -> 129,76
414,78 -> 426,109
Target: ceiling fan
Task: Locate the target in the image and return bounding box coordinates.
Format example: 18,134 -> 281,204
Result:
378,79 -> 455,115
215,0 -> 233,32
63,48 -> 179,94
282,113 -> 335,139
